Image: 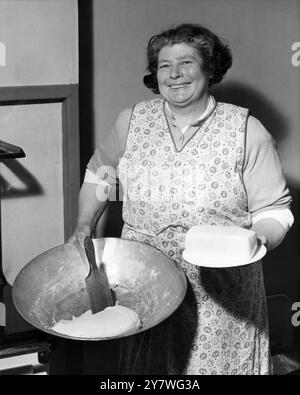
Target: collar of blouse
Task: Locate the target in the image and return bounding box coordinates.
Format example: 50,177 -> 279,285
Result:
164,95 -> 216,134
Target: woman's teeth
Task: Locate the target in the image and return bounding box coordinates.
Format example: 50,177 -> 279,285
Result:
170,84 -> 187,89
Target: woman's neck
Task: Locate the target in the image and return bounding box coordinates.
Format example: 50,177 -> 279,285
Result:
167,95 -> 210,126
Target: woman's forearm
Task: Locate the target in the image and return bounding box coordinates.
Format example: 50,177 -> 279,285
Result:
251,218 -> 287,251
67,182 -> 108,244
77,182 -> 108,228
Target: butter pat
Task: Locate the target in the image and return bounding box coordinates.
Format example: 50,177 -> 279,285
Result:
50,305 -> 142,339
184,225 -> 257,264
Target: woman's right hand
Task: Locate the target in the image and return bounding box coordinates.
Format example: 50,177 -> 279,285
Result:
67,223 -> 92,248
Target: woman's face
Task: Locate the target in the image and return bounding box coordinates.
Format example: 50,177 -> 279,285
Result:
157,43 -> 210,109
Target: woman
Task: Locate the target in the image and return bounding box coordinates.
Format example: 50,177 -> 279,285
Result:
69,24 -> 293,375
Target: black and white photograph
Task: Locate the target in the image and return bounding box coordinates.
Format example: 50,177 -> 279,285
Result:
0,0 -> 299,380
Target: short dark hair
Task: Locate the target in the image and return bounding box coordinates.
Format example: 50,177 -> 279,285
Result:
143,23 -> 232,94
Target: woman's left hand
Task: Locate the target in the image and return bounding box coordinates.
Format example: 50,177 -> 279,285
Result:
252,218 -> 288,251
256,234 -> 269,248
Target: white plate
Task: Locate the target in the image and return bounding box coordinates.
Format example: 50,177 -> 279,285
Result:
182,244 -> 267,268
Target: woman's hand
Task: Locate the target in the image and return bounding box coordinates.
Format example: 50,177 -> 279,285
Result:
252,218 -> 287,251
67,223 -> 92,247
256,234 -> 269,248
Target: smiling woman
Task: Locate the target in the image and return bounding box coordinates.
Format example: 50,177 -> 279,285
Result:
157,44 -> 209,114
69,23 -> 293,375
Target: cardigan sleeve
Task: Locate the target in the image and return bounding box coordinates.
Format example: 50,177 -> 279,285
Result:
243,115 -> 292,215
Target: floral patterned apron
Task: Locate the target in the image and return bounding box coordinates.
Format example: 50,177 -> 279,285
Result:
117,98 -> 271,375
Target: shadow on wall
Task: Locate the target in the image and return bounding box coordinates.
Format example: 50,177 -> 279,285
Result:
211,80 -> 289,142
0,159 -> 43,199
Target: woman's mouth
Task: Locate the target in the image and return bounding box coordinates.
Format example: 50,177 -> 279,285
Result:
169,83 -> 190,89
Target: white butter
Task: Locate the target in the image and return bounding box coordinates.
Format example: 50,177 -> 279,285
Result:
184,225 -> 257,263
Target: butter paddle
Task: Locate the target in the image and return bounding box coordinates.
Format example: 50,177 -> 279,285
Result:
84,236 -> 114,313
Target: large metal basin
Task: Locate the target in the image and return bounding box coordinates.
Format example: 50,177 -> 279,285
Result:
12,238 -> 187,341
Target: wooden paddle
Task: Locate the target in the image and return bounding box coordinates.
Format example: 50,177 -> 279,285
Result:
84,236 -> 114,314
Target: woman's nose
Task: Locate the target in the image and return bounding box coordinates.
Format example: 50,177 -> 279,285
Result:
170,64 -> 183,79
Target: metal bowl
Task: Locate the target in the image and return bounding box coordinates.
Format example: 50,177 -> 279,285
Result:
12,238 -> 187,341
